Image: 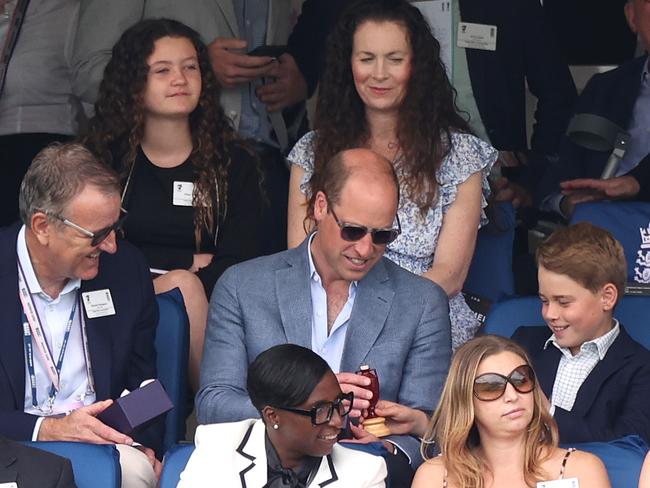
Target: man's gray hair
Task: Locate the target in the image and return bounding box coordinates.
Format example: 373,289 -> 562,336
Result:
19,143 -> 121,226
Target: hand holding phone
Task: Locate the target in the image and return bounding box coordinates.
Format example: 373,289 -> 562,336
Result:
247,45 -> 287,59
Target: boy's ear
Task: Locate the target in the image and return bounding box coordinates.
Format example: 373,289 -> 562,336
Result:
601,283 -> 618,311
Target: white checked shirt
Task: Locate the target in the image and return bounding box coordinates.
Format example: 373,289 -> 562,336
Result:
546,321 -> 620,412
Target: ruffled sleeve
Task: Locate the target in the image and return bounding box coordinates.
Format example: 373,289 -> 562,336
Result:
436,132 -> 497,227
287,130 -> 318,196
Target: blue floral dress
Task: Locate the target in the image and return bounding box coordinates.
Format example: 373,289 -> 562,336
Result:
288,130 -> 497,350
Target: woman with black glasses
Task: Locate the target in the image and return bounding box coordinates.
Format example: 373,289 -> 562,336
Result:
177,344 -> 387,487
82,18 -> 264,391
409,335 -> 610,488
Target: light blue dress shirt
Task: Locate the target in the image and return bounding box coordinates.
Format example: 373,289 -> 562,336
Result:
307,233 -> 357,373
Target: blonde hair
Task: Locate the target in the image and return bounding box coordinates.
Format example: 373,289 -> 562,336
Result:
421,335 -> 559,488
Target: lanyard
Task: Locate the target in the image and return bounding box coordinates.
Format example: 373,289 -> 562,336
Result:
17,260 -> 95,412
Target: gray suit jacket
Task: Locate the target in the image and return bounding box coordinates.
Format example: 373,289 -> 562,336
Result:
196,238 -> 452,464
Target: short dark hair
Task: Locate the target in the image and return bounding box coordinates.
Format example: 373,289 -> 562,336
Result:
247,344 -> 332,412
19,143 -> 120,226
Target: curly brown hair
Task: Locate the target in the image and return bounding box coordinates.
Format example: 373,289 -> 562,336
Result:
313,0 -> 470,212
82,18 -> 235,249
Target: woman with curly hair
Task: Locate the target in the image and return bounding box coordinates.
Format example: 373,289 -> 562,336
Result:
410,335 -> 610,488
83,18 -> 263,390
287,0 -> 497,350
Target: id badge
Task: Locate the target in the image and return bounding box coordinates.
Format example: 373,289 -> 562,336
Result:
0,483 -> 18,488
173,181 -> 194,206
537,478 -> 579,488
82,289 -> 116,318
457,22 -> 497,51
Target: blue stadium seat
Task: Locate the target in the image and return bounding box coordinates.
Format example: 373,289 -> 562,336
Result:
22,441 -> 121,488
155,288 -> 190,453
464,202 -> 516,302
568,435 -> 648,488
483,295 -> 650,349
160,443 -> 195,488
570,201 -> 650,284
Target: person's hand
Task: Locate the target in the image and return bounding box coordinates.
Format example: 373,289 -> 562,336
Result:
493,177 -> 533,209
335,372 -> 372,418
561,176 -> 640,201
135,446 -> 162,479
372,400 -> 429,437
189,253 -> 214,273
38,400 -> 133,444
559,190 -> 601,217
256,53 -> 308,112
207,38 -> 274,88
348,424 -> 396,454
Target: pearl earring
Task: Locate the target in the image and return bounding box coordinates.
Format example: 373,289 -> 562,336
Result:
273,424 -> 279,430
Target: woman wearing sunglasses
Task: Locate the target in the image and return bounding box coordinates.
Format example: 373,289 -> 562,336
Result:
286,0 -> 497,350
409,335 -> 610,488
82,19 -> 264,391
177,344 -> 387,487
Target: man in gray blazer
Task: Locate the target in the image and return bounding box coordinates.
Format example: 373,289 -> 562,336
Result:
197,148 -> 452,465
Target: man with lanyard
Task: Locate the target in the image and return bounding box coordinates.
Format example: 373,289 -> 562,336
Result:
0,143 -> 161,488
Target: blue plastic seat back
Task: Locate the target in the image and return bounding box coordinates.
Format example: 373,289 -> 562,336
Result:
155,288 -> 190,453
482,296 -> 542,337
464,202 -> 516,302
160,443 -> 195,488
570,201 -> 650,284
566,435 -> 648,488
483,295 -> 650,349
22,441 -> 121,488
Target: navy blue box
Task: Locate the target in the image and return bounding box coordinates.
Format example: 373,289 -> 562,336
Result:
98,380 -> 173,434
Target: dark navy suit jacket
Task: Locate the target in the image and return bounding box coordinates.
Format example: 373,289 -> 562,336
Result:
512,325 -> 650,444
0,224 -> 161,451
0,436 -> 76,487
536,55 -> 648,203
460,0 -> 576,155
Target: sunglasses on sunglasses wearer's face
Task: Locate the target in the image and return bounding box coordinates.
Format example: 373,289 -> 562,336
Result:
327,199 -> 401,246
274,391 -> 354,426
48,209 -> 128,247
473,364 -> 536,401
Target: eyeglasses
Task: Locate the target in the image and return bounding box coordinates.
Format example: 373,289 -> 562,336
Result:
473,365 -> 536,401
328,202 -> 401,245
49,210 -> 128,247
275,391 -> 354,426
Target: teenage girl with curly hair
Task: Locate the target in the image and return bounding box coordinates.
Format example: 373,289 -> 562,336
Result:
83,18 -> 263,390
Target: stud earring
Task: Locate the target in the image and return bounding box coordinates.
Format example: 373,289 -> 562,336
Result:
273,424 -> 279,430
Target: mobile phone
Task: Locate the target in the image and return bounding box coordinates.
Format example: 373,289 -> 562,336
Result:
247,45 -> 287,58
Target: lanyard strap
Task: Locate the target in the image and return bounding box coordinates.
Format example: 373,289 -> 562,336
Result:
17,260 -> 95,411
